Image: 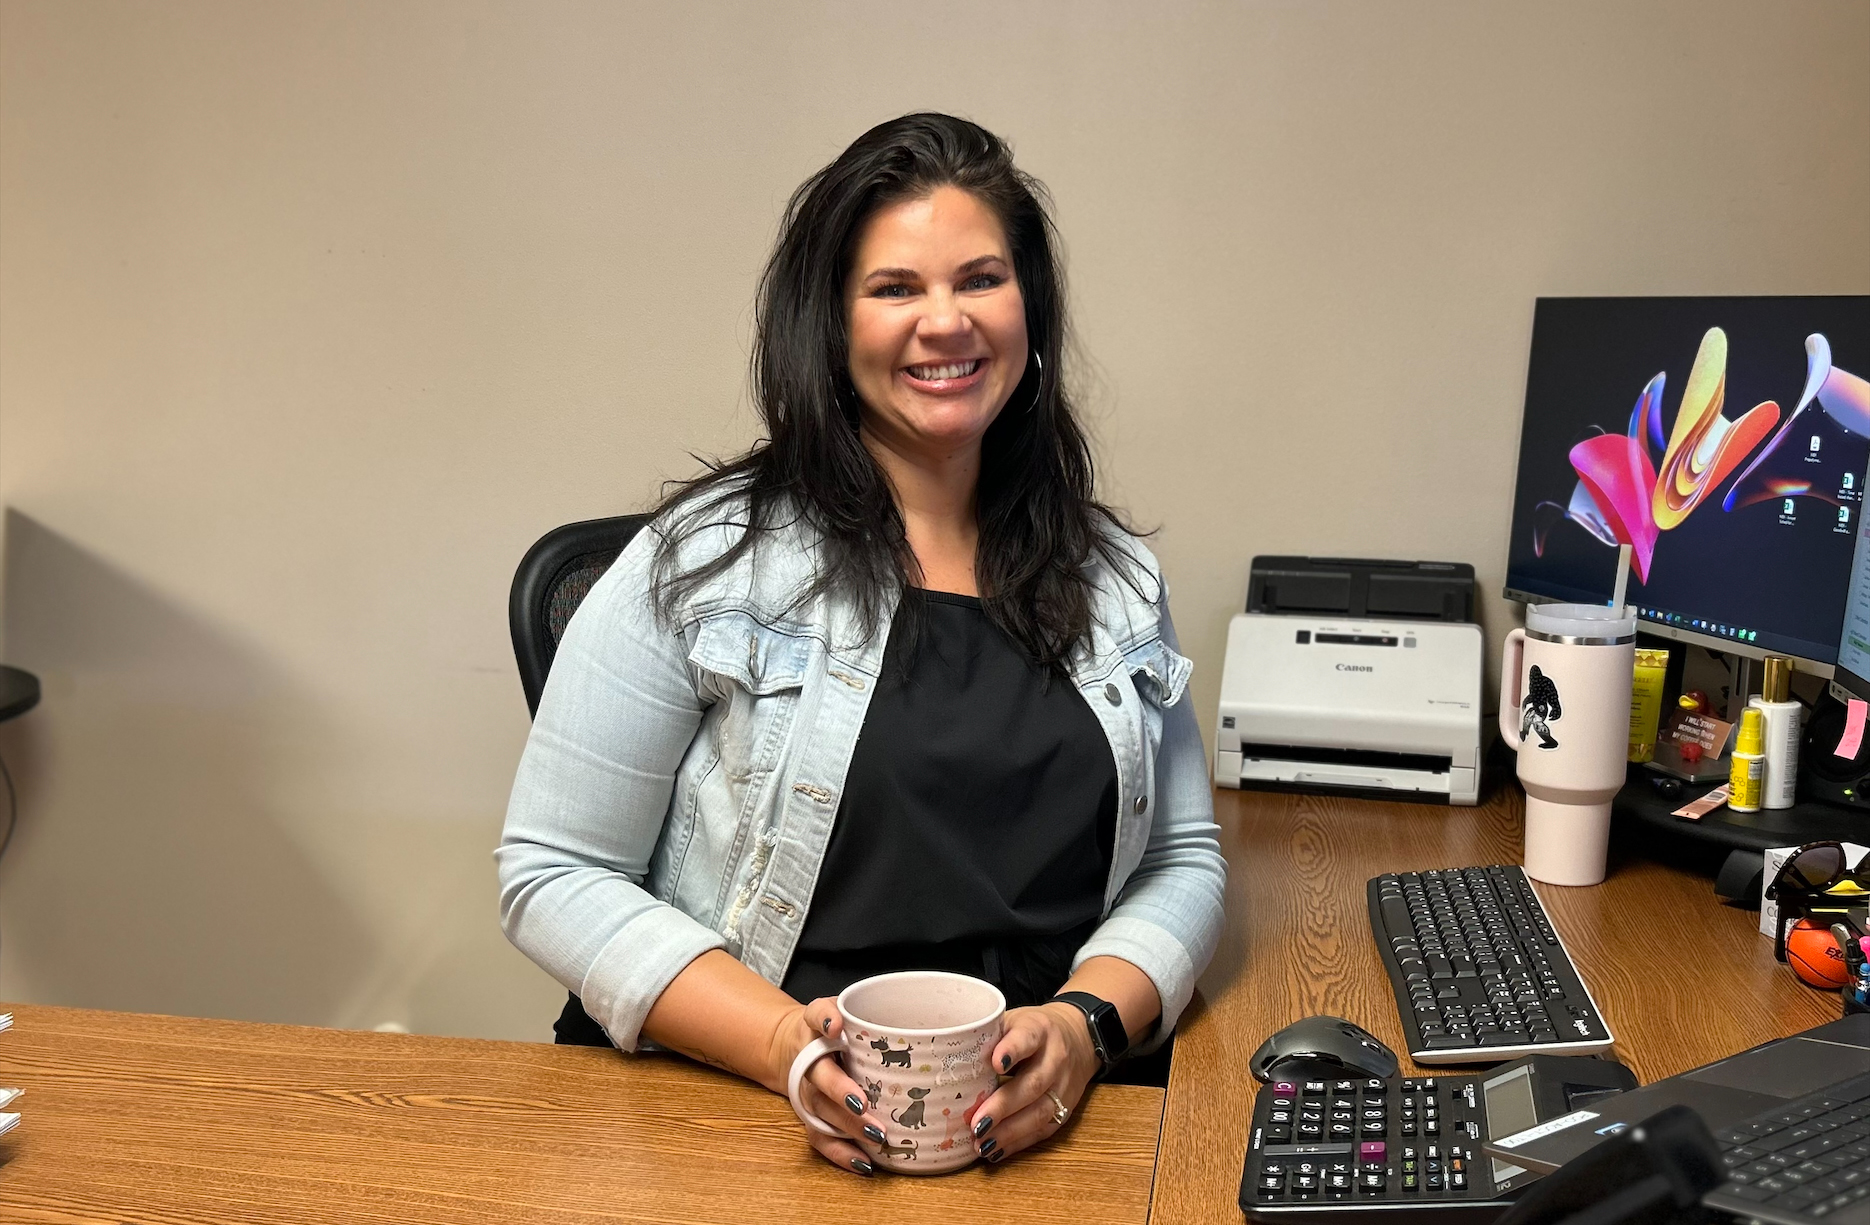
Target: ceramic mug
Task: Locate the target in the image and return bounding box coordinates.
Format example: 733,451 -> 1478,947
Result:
1499,603 -> 1635,887
786,970 -> 1005,1175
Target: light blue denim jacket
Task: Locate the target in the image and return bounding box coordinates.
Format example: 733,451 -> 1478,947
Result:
497,506 -> 1226,1053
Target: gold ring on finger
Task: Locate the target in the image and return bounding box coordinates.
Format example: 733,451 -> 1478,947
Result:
1047,1091 -> 1069,1126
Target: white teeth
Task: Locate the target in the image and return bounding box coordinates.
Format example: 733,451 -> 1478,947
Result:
906,359 -> 981,381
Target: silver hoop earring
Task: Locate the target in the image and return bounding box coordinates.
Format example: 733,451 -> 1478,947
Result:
1021,348 -> 1045,415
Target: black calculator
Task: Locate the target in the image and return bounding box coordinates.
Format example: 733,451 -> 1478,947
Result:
1241,1073 -> 1525,1222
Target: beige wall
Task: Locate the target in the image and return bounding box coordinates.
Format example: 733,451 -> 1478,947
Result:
1,0 -> 1865,1039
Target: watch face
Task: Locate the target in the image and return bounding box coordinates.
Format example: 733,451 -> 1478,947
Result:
1092,1006 -> 1128,1060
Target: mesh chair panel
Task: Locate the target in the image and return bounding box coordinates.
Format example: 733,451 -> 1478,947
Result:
510,513 -> 648,719
546,553 -> 621,647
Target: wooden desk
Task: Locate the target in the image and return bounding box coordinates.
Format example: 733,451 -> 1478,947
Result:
1151,785 -> 1842,1225
0,1004 -> 1163,1224
0,787 -> 1840,1223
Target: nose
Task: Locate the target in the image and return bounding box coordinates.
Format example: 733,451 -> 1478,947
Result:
914,286 -> 973,342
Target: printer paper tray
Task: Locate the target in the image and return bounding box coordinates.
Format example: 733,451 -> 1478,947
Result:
1226,742 -> 1475,804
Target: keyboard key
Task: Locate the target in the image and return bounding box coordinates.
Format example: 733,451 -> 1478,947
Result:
1723,1183 -> 1777,1202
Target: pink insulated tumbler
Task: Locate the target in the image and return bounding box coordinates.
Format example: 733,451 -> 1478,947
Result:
1498,603 -> 1636,886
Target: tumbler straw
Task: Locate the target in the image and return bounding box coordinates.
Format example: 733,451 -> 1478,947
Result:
1610,543 -> 1631,612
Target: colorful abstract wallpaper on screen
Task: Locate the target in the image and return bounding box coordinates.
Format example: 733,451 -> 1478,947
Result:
1541,329 -> 1870,582
1506,297 -> 1870,663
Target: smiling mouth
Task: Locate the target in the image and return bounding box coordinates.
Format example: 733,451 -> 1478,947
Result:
903,359 -> 983,381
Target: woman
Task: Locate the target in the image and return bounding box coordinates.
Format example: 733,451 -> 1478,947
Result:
498,113 -> 1225,1176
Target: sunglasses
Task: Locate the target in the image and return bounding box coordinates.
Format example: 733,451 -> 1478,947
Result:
1768,842 -> 1870,962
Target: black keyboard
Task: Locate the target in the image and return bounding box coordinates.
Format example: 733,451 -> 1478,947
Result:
1240,1073 -> 1513,1220
1369,866 -> 1614,1064
1707,1072 -> 1870,1222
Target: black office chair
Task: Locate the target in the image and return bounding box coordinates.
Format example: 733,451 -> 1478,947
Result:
508,514 -> 650,718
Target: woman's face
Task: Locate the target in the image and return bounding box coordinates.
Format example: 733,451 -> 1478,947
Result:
845,185 -> 1029,461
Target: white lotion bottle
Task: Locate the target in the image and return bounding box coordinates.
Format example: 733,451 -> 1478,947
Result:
1751,655 -> 1802,810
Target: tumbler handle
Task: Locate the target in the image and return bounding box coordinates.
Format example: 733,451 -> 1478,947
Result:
1499,627 -> 1527,750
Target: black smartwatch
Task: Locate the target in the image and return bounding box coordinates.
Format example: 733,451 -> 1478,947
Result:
1053,991 -> 1130,1074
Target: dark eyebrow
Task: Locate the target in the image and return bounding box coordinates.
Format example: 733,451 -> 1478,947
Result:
859,255 -> 1010,285
956,255 -> 1010,274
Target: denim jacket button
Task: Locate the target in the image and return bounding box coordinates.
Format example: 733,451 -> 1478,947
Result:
1133,795 -> 1148,815
1104,683 -> 1122,706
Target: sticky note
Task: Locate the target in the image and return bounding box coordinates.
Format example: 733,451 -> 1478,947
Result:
1838,698 -> 1869,759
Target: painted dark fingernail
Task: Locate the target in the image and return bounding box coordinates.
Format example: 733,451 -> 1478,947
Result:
987,1148 -> 1007,1163
845,1093 -> 865,1115
1000,1054 -> 1012,1072
852,1157 -> 875,1176
823,1018 -> 831,1032
864,1123 -> 885,1144
980,1137 -> 999,1157
973,1115 -> 993,1138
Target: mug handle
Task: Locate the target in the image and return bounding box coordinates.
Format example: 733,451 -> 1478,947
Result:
786,1036 -> 846,1137
1498,627 -> 1527,750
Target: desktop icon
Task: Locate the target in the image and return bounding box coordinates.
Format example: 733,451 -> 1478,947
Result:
1848,472 -> 1857,490
1844,507 -> 1854,525
1813,435 -> 1824,454
1785,499 -> 1798,516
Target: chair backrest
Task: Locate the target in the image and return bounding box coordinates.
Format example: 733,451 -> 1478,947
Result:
508,514 -> 650,717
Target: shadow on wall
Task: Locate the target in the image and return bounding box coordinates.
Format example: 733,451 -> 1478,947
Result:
0,509 -> 374,1022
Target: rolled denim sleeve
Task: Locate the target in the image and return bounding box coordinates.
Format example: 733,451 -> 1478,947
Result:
1073,593 -> 1227,1053
496,535 -> 727,1051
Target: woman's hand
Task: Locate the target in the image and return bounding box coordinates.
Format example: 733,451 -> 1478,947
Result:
967,1002 -> 1102,1164
766,998 -> 890,1176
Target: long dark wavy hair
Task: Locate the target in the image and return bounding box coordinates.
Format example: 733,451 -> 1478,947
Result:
650,112 -> 1139,671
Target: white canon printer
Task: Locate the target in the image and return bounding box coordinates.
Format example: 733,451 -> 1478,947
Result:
1214,556 -> 1485,805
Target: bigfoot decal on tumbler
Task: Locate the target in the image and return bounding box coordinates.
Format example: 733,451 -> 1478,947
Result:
1521,665 -> 1563,750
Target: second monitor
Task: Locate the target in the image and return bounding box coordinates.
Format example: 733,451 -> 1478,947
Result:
1503,295 -> 1870,672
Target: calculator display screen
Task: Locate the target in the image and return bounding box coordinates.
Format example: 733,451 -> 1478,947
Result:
1482,1065 -> 1538,1184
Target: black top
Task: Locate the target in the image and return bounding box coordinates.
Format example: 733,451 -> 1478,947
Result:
781,590 -> 1118,1006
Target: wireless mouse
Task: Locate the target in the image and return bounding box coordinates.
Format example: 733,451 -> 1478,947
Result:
1250,1015 -> 1399,1082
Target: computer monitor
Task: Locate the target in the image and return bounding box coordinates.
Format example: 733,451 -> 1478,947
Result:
1503,295 -> 1870,671
1834,466 -> 1870,700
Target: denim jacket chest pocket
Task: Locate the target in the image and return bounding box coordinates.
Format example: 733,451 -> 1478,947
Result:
1091,632 -> 1195,896
664,610 -> 819,937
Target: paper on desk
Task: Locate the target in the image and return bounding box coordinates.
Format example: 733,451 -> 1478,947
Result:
0,1013 -> 12,1033
0,1114 -> 16,1138
1762,842 -> 1870,938
0,1089 -> 18,1110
